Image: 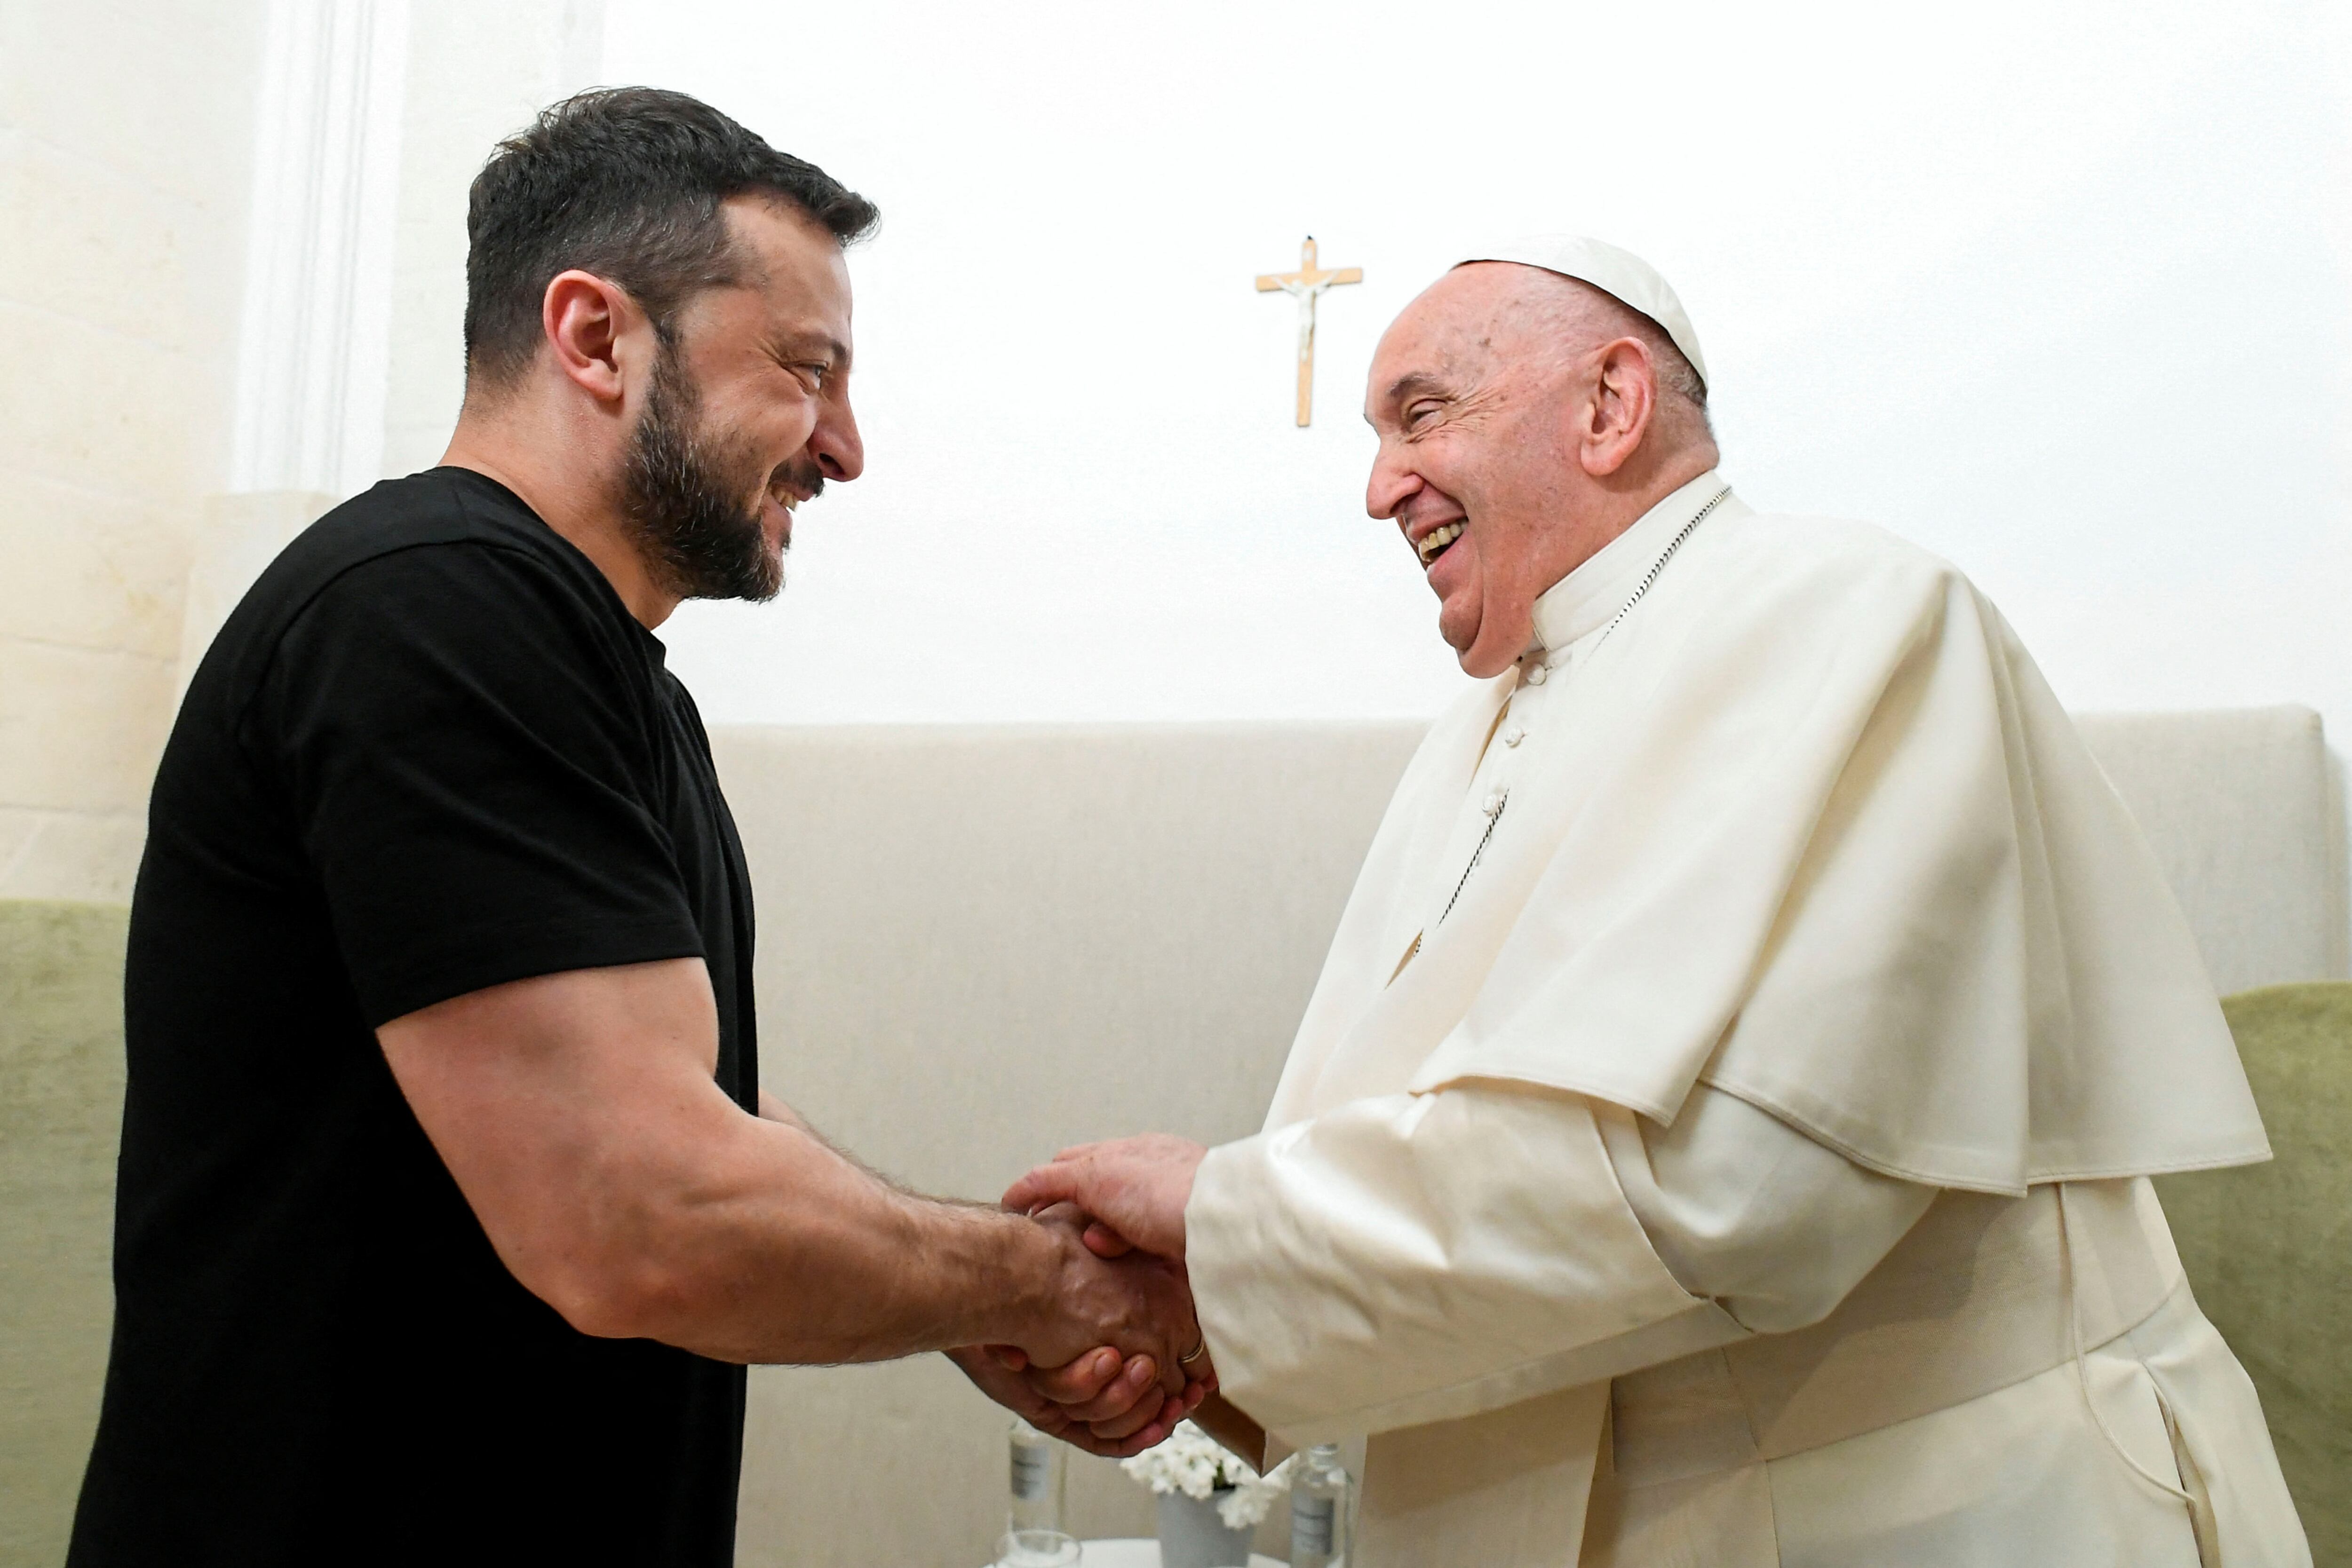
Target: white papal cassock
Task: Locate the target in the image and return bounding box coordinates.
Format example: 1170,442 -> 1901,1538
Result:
1186,472 -> 2311,1566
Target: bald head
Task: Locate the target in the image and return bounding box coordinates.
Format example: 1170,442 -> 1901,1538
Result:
1361,260 -> 1722,677
1446,263 -> 1710,442
1516,268 -> 1707,409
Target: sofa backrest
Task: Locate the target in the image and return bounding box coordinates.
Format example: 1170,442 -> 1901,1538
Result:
2074,706 -> 2347,993
705,705 -> 2347,1566
6,708 -> 2338,1568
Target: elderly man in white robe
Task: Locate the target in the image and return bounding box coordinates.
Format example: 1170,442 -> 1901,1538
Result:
1008,238 -> 2312,1566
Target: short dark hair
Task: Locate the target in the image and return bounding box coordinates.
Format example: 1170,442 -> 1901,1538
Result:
462,87 -> 878,388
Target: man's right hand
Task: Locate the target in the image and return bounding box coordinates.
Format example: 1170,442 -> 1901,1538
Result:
968,1203 -> 1208,1449
1013,1204 -> 1199,1401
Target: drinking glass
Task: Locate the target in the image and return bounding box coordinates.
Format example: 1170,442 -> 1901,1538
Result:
993,1528 -> 1082,1567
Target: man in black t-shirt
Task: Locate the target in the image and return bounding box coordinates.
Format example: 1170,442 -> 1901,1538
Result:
70,89 -> 1202,1567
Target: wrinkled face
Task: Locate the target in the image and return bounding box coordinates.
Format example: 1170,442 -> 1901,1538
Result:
620,197 -> 864,602
1363,264 -> 1596,677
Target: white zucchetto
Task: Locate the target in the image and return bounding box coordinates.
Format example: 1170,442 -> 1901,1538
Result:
1456,235 -> 1708,388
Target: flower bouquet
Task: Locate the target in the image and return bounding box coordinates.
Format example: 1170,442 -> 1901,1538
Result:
1120,1422 -> 1294,1568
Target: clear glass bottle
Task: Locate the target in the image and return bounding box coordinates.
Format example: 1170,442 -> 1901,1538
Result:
1007,1418 -> 1067,1535
1289,1442 -> 1350,1568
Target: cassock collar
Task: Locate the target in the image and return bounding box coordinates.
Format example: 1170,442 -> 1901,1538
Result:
1529,469 -> 1732,653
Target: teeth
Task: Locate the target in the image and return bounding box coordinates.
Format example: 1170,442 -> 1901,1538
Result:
1417,522 -> 1463,563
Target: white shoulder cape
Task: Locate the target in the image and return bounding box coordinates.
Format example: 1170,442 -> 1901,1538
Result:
1265,508 -> 2268,1194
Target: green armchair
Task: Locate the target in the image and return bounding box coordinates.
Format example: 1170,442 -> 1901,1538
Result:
1,901 -> 127,1567
2158,982 -> 2352,1562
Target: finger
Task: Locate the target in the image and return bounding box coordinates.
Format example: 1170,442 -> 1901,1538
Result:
1059,1421 -> 1152,1460
1087,1388 -> 1180,1443
1096,1399 -> 1188,1458
1001,1163 -> 1086,1215
1082,1222 -> 1133,1258
988,1345 -> 1028,1371
1156,1344 -> 1189,1398
1022,1346 -> 1123,1404
1056,1354 -> 1159,1425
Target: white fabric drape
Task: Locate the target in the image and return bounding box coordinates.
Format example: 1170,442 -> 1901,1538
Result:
1189,1084 -> 1931,1436
1185,474 -> 2301,1566
1257,474 -> 2268,1194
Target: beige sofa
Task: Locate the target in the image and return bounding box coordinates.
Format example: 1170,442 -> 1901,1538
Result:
3,707 -> 2342,1568
708,705 -> 2346,1567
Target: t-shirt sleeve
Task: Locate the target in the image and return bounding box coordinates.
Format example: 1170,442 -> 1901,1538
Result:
255,540 -> 705,1028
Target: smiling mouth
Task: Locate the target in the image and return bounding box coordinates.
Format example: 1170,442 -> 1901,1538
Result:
1416,522 -> 1464,566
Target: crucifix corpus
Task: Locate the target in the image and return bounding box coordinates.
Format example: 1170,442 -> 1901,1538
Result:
1256,236 -> 1362,427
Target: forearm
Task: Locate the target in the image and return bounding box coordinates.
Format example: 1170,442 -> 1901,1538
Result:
597,1109 -> 1063,1365
381,962 -> 1184,1376
1185,1087 -> 1723,1441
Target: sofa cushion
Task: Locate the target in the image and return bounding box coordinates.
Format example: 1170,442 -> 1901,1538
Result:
0,900 -> 128,1565
2156,981 -> 2352,1564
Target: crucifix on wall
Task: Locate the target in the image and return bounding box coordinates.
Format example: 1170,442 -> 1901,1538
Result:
1255,236 -> 1362,427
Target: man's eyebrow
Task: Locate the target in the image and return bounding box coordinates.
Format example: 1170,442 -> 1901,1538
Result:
770,331 -> 852,373
1367,371 -> 1449,424
1383,371 -> 1448,404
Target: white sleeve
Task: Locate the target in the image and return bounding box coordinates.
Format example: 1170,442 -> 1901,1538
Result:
1185,1083 -> 1933,1442
1595,1085 -> 1935,1334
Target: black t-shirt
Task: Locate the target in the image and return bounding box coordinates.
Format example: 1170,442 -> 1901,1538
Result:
70,468 -> 758,1567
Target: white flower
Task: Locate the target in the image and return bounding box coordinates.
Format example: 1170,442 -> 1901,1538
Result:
1119,1422 -> 1295,1515
1215,1453 -> 1296,1529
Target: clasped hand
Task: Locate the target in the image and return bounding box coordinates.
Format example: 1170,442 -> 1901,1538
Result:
953,1135 -> 1213,1457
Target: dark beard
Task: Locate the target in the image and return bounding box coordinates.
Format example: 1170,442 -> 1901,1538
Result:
618,344 -> 792,603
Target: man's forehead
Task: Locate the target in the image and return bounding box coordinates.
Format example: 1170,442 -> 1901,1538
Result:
724,198 -> 846,281
1367,278 -> 1507,405
716,198 -> 853,344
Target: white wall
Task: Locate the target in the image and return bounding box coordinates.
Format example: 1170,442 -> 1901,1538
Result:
0,0 -> 269,901
602,0 -> 2352,749
381,0 -> 608,477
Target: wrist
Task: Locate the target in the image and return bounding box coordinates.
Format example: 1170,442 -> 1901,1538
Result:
955,1204 -> 1070,1354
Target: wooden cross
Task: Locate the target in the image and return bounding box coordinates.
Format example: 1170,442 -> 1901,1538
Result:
1255,236 -> 1362,427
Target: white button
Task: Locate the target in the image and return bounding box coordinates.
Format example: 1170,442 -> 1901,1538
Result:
1502,727 -> 1525,748
1526,664 -> 1549,686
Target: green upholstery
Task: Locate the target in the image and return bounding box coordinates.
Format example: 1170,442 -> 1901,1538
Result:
2157,982 -> 2352,1564
0,901 -> 127,1568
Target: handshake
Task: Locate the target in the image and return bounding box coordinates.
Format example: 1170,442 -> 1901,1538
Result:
951,1133 -> 1228,1459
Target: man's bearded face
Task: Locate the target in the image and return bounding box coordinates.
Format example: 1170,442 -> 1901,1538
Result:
619,335 -> 826,605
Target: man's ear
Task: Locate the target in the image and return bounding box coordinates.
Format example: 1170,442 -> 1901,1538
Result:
540,269 -> 645,408
1579,336 -> 1658,479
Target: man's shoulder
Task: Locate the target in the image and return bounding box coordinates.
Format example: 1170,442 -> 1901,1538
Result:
240,470 -> 617,649
191,469 -> 634,723
1630,507 -> 1995,694
1717,508 -> 1957,585
269,467 -> 568,595
1694,508 -> 1970,625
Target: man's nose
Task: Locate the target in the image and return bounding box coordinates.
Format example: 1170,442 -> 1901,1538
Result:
812,396 -> 864,483
1365,446 -> 1418,520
